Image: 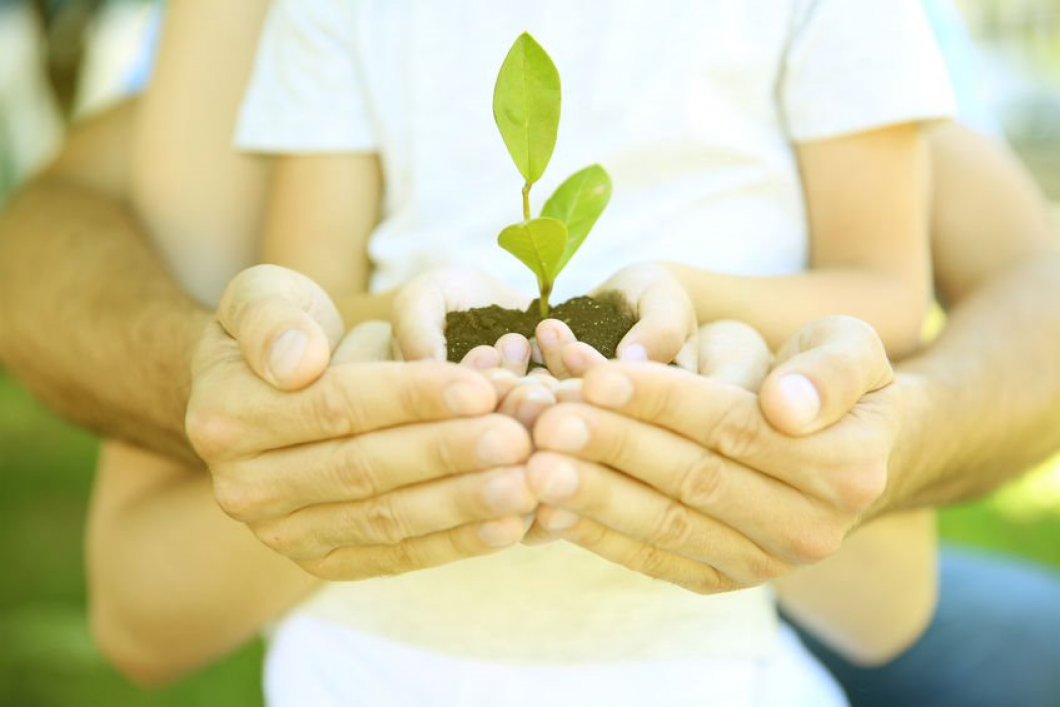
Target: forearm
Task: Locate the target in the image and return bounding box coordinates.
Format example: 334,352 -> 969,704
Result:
775,509 -> 937,666
0,177 -> 208,463
670,264 -> 927,359
88,442 -> 319,685
884,251 -> 1060,510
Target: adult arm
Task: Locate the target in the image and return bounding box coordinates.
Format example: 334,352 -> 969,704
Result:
0,102 -> 209,463
883,123 -> 1060,509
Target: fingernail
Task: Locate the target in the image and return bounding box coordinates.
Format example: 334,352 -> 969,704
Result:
484,469 -> 532,514
584,370 -> 634,408
543,508 -> 579,531
501,337 -> 529,363
537,458 -> 579,501
269,329 -> 308,382
445,381 -> 491,416
778,374 -> 821,428
619,343 -> 647,362
537,326 -> 558,348
478,519 -> 523,547
542,415 -> 590,452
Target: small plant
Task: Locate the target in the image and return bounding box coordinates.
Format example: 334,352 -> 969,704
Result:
493,33 -> 612,318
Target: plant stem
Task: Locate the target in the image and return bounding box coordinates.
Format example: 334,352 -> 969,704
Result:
522,182 -> 532,221
539,280 -> 551,319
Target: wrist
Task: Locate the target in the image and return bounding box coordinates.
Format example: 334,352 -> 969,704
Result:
873,369 -> 937,515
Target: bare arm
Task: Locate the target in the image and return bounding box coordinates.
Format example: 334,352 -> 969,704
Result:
776,125 -> 1060,661
262,154 -> 393,325
0,103 -> 209,463
673,124 -> 932,359
87,440 -> 319,686
886,124 -> 1060,509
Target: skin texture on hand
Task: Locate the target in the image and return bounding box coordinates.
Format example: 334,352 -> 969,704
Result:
185,269 -> 540,580
392,267 -> 530,362
525,316 -> 900,594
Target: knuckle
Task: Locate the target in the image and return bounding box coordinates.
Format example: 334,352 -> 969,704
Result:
212,475 -> 266,522
743,554 -> 792,584
385,538 -> 423,573
310,381 -> 360,438
785,525 -> 843,565
651,503 -> 696,550
627,542 -> 673,581
253,519 -> 302,558
185,406 -> 241,461
426,425 -> 461,475
299,554 -> 345,581
683,566 -> 731,595
359,496 -> 409,546
832,462 -> 887,513
677,452 -> 724,510
334,439 -> 380,500
712,403 -> 762,461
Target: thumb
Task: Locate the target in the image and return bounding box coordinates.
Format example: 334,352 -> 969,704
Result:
760,315 -> 894,435
217,265 -> 344,390
612,280 -> 696,365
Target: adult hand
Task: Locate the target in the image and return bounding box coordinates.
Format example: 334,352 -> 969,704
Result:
527,315 -> 899,594
185,265 -> 537,581
392,266 -> 530,362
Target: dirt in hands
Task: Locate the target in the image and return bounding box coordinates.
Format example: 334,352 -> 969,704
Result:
445,293 -> 635,363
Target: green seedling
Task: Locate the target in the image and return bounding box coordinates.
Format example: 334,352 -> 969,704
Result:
493,32 -> 612,318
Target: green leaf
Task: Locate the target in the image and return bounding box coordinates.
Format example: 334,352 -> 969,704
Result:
497,217 -> 568,286
541,164 -> 612,272
493,33 -> 561,185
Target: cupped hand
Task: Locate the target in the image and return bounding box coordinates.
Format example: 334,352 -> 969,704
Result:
526,315 -> 900,593
392,266 -> 530,362
186,265 -> 537,581
589,263 -> 698,368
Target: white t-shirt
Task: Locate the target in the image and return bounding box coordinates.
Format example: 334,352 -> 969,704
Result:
236,2 -> 954,705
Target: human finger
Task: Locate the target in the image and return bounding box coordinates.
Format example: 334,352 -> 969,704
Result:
613,280 -> 696,365
253,465 -> 537,560
697,320 -> 772,391
300,517 -> 530,581
535,319 -> 579,378
214,413 -> 531,520
532,508 -> 736,595
392,268 -> 528,362
555,341 -> 607,378
332,321 -> 393,365
531,403 -> 843,564
186,358 -> 498,459
217,264 -> 345,390
498,378 -> 557,429
760,316 -> 894,435
527,452 -> 791,584
461,345 -> 503,371
496,333 -> 532,375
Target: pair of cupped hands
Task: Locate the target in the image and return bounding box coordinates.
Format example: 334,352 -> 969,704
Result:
187,264 -> 900,594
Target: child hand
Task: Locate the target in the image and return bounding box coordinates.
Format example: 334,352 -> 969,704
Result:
532,264 -> 698,375
393,266 -> 530,362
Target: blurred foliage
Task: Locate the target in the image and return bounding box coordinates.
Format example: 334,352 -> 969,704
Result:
0,371 -> 265,706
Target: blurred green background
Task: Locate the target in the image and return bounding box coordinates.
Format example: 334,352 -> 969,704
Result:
2,0 -> 1059,705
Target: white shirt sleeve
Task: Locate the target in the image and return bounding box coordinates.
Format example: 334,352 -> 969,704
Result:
234,0 -> 376,153
781,0 -> 957,142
